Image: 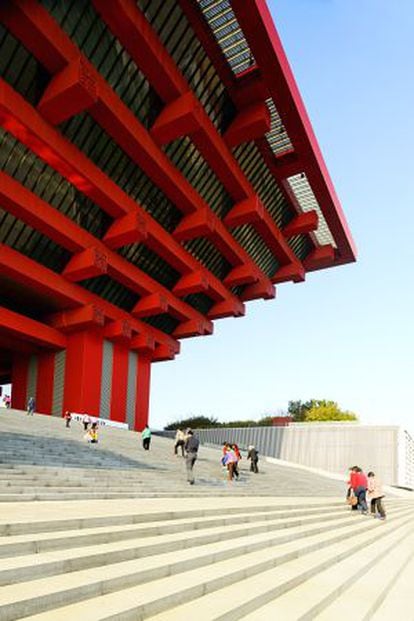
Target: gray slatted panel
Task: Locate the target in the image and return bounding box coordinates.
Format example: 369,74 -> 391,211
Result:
52,351 -> 66,417
27,355 -> 38,408
99,340 -> 113,419
126,351 -> 137,430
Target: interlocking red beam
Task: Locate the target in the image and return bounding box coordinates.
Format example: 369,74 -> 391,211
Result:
0,244 -> 180,357
0,4 -> 263,315
93,0 -> 301,282
0,170 -> 213,335
0,79 -> 242,315
0,1 -> 272,297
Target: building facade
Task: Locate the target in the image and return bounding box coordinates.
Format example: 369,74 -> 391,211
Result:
0,0 -> 355,429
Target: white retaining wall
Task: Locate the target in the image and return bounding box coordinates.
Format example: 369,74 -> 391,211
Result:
191,423 -> 414,488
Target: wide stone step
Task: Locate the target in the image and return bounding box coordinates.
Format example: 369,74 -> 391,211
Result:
1,501 -> 336,535
0,505 -> 347,557
0,507 -> 357,585
7,508 -> 412,621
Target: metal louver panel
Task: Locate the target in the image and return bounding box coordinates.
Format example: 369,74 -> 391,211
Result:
52,351 -> 66,417
27,355 -> 38,407
99,340 -> 113,419
126,351 -> 138,430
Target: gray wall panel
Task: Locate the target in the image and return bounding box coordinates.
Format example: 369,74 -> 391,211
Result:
192,424 -> 404,485
126,352 -> 137,430
27,355 -> 38,407
52,351 -> 66,417
100,340 -> 113,420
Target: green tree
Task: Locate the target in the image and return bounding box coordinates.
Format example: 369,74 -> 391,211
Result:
287,400 -> 313,421
164,415 -> 219,430
304,402 -> 358,422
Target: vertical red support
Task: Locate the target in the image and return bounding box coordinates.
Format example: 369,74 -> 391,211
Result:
110,342 -> 129,423
135,353 -> 151,431
63,329 -> 103,416
11,354 -> 29,410
36,351 -> 55,415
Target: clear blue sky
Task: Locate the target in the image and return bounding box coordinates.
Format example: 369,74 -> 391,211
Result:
151,0 -> 414,431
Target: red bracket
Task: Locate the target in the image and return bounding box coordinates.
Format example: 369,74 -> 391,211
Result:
63,247 -> 107,282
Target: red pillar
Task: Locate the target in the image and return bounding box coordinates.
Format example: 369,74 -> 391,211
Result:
63,328 -> 103,416
110,342 -> 129,423
11,354 -> 29,410
36,351 -> 55,415
135,353 -> 151,431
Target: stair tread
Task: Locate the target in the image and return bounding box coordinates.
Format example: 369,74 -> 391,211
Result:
0,510 -> 357,580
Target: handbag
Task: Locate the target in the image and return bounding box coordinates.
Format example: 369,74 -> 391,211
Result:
346,495 -> 358,506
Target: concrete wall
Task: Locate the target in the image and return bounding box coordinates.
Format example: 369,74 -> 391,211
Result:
185,423 -> 402,486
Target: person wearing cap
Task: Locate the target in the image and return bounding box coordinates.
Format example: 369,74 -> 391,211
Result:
247,445 -> 259,473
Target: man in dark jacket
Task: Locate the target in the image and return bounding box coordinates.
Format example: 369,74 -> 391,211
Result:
184,429 -> 199,485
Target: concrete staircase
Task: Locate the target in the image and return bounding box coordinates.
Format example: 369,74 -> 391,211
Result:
0,408 -> 413,620
0,497 -> 412,620
0,409 -> 346,500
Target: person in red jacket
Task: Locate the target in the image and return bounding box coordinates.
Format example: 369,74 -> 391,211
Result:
349,466 -> 368,514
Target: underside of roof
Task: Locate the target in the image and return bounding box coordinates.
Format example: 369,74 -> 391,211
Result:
0,0 -> 355,362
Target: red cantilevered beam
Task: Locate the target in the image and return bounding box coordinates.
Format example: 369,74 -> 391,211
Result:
224,195 -> 304,281
0,171 -> 212,331
282,211 -> 319,238
0,244 -> 179,355
223,101 -> 271,148
104,320 -> 132,344
63,247 -> 108,282
303,245 -> 336,271
0,307 -> 67,350
46,305 -> 105,333
37,56 -> 98,125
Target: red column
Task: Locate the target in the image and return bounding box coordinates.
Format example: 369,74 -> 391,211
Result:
11,354 -> 29,410
36,351 -> 55,415
135,353 -> 151,431
110,342 -> 129,423
63,328 -> 103,416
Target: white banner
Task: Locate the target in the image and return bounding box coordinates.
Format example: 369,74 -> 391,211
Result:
71,413 -> 129,430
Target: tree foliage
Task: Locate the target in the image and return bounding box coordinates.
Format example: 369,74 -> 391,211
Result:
164,416 -> 219,430
287,399 -> 357,422
287,400 -> 313,421
164,401 -> 357,429
305,402 -> 358,422
164,415 -> 279,430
